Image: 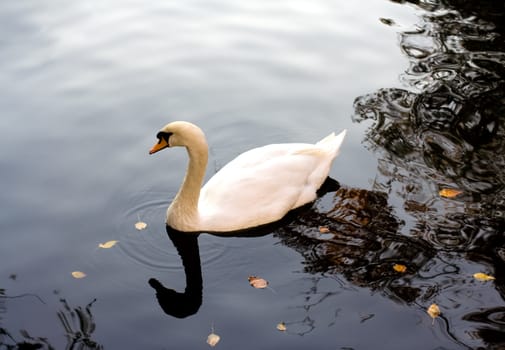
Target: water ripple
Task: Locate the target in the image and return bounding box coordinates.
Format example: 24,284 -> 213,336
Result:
114,191 -> 228,271
351,6 -> 505,347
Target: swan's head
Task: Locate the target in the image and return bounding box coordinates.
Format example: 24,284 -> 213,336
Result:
149,121 -> 206,154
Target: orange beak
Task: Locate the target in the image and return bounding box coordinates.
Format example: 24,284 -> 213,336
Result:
149,138 -> 170,154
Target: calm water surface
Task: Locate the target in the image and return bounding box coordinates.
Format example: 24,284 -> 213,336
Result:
1,0 -> 505,349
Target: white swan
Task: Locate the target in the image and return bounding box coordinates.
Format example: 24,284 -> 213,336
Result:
149,121 -> 346,233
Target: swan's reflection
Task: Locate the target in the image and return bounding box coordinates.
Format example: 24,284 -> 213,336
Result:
148,180 -> 437,319
148,228 -> 202,318
148,177 -> 341,318
147,212 -> 316,318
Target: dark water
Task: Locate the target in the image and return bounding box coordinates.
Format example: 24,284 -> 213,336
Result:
1,0 -> 505,349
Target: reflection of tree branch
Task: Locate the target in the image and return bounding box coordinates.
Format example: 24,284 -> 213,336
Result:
463,307 -> 505,346
0,327 -> 17,347
58,298 -> 101,350
0,292 -> 46,305
0,297 -> 102,349
295,278 -> 341,313
276,187 -> 435,302
270,189 -> 439,335
289,277 -> 339,336
353,1 -> 505,348
437,314 -> 473,350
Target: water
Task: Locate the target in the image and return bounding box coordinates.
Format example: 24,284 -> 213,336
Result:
1,0 -> 504,349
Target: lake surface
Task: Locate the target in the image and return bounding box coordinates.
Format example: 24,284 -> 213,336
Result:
1,0 -> 505,349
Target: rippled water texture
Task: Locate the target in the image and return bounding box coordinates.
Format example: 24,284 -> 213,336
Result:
2,0 -> 505,349
353,1 -> 505,348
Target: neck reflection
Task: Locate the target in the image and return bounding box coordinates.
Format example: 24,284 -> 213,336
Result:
148,177 -> 341,318
148,226 -> 202,318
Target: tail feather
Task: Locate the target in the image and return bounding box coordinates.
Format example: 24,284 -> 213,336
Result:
317,129 -> 347,158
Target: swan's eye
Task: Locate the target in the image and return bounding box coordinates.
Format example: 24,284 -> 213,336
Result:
156,131 -> 173,144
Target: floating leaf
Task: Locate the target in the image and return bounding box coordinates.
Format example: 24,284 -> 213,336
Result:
71,271 -> 86,279
427,303 -> 440,324
248,276 -> 269,289
276,322 -> 287,331
473,272 -> 495,281
98,240 -> 118,249
135,221 -> 147,230
319,226 -> 330,233
393,264 -> 407,273
206,333 -> 220,347
379,17 -> 395,26
439,188 -> 463,198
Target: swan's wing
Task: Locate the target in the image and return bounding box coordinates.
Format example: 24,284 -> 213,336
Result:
198,143 -> 333,231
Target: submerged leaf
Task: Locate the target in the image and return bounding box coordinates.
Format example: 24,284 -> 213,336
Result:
393,264 -> 407,273
248,276 -> 269,289
439,188 -> 463,198
135,221 -> 147,230
71,271 -> 86,279
276,322 -> 287,331
206,333 -> 220,347
473,272 -> 495,281
427,303 -> 440,324
319,226 -> 330,233
98,240 -> 118,249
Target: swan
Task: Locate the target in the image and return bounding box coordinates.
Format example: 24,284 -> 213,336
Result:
149,121 -> 346,233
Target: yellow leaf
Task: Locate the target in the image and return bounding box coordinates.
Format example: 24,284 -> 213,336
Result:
427,303 -> 440,324
276,322 -> 287,331
206,333 -> 220,347
71,271 -> 86,279
473,272 -> 495,281
248,276 -> 269,289
319,226 -> 330,233
98,240 -> 118,249
439,188 -> 463,198
393,264 -> 407,273
135,221 -> 147,230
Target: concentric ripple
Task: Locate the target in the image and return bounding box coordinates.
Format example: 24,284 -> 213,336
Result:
114,190 -> 229,271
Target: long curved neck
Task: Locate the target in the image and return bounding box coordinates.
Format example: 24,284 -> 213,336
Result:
168,138 -> 208,226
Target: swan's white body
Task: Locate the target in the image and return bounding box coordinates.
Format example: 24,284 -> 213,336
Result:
150,121 -> 346,233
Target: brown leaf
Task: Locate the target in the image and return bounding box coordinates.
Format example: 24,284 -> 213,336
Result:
248,276 -> 269,289
319,226 -> 330,233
